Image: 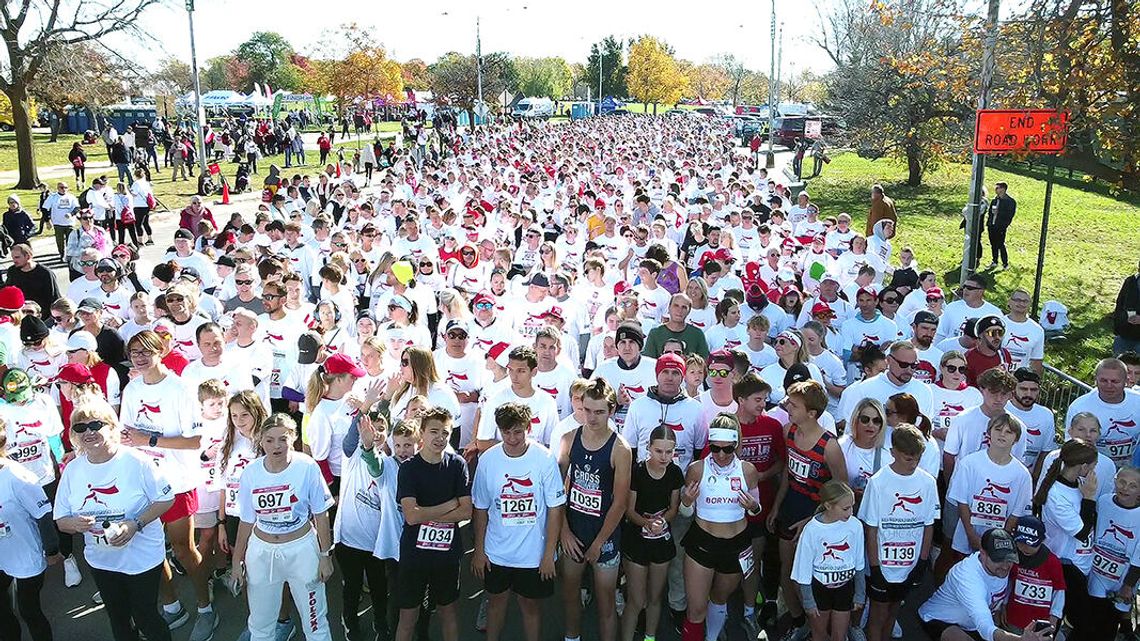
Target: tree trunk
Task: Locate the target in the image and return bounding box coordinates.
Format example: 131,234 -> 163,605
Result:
906,142 -> 923,187
6,84 -> 41,190
653,102 -> 658,116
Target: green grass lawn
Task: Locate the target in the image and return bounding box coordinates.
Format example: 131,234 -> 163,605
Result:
0,130 -> 88,169
807,152 -> 1140,379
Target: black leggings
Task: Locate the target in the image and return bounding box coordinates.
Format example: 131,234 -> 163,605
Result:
1062,563 -> 1091,639
133,207 -> 152,239
43,479 -> 74,559
0,570 -> 51,641
336,544 -> 387,633
74,166 -> 85,185
90,563 -> 171,641
1087,596 -> 1129,640
117,219 -> 139,246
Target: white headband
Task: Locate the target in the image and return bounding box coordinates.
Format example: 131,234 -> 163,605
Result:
708,428 -> 739,444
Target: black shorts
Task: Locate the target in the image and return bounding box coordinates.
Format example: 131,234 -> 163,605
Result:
620,521 -> 676,566
866,569 -> 911,603
776,492 -> 818,541
681,522 -> 750,575
920,618 -> 986,641
483,562 -> 554,600
396,557 -> 460,609
745,518 -> 769,540
811,578 -> 855,612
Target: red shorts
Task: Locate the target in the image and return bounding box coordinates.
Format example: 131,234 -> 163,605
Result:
160,489 -> 200,524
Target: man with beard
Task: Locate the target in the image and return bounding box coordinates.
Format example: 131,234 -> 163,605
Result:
964,315 -> 1014,386
257,280 -> 303,414
910,311 -> 944,384
1004,368 -> 1056,482
90,258 -> 133,324
838,340 -> 933,433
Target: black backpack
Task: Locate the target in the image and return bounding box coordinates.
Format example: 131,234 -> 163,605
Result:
78,188 -> 91,208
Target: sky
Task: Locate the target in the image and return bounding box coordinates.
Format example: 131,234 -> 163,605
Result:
133,0 -> 837,78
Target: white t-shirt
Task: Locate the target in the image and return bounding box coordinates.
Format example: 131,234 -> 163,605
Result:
791,515 -> 866,588
1002,316 -> 1045,368
476,385 -> 561,446
1006,402 -> 1057,472
195,415 -> 227,515
238,454 -> 334,536
623,393 -> 704,471
1088,494 -> 1140,606
838,374 -> 934,427
305,396 -> 356,476
180,354 -> 256,397
743,343 -> 779,373
947,450 -> 1033,554
705,323 -> 748,352
935,300 -> 1002,343
1040,448 -> 1115,500
759,360 -> 825,403
334,443 -> 382,553
533,364 -> 579,420
592,356 -> 658,430
944,406 -> 1028,464
0,461 -> 52,579
1064,391 -> 1140,467
371,454 -> 405,561
471,442 -> 566,568
53,447 -> 174,574
216,434 -> 256,517
918,552 -> 1010,641
1042,480 -> 1094,573
838,435 -> 892,491
257,313 -> 303,399
0,396 -> 64,486
119,373 -> 202,494
929,384 -> 983,443
859,465 -> 939,583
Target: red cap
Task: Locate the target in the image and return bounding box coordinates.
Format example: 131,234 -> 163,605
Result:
594,197 -> 606,210
857,285 -> 879,299
614,281 -> 632,296
713,248 -> 735,263
0,286 -> 25,311
543,306 -> 565,320
323,353 -> 365,377
811,302 -> 836,317
472,291 -> 497,306
708,350 -> 735,369
655,352 -> 686,377
486,341 -> 512,367
57,363 -> 95,385
926,287 -> 945,300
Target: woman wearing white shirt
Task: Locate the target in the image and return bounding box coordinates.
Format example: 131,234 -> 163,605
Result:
759,330 -> 825,402
385,346 -> 461,424
705,298 -> 748,352
232,413 -> 335,641
54,398 -> 176,641
838,398 -> 890,506
128,168 -> 154,246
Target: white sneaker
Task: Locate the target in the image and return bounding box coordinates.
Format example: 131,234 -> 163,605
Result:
63,556 -> 82,588
848,626 -> 867,641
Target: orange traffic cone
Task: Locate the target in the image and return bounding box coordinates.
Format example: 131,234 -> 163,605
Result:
220,182 -> 230,205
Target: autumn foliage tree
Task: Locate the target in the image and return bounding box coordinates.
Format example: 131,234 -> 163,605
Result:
31,44 -> 136,141
305,24 -> 404,113
627,36 -> 688,114
401,59 -> 430,91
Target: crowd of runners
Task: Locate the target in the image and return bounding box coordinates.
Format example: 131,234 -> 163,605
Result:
1,113 -> 1139,641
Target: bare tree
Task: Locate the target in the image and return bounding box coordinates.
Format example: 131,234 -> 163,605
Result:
1,0 -> 162,188
712,54 -> 748,106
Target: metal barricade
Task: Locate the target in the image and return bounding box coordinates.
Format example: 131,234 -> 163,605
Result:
1038,364 -> 1093,436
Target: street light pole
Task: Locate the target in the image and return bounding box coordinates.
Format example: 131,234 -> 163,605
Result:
475,17 -> 484,125
598,45 -> 603,116
186,0 -> 208,180
959,0 -> 1002,285
765,0 -> 776,168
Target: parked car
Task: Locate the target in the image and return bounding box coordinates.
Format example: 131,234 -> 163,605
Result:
771,115 -> 843,149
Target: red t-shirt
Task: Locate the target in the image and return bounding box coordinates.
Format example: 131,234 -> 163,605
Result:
965,347 -> 1014,386
1005,552 -> 1066,630
737,414 -> 786,520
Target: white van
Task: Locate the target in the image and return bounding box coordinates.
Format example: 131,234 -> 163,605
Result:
512,97 -> 554,119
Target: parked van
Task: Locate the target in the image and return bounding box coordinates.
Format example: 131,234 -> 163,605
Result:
512,97 -> 554,119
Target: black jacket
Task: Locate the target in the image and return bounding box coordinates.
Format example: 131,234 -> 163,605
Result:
988,194 -> 1016,229
1114,273 -> 1140,340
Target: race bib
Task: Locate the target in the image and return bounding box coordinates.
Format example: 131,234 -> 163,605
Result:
416,521 -> 456,551
787,450 -> 812,483
1093,545 -> 1127,582
1013,576 -> 1054,607
500,492 -> 537,527
252,485 -> 293,523
226,481 -> 240,512
640,511 -> 670,541
739,547 -> 755,578
1104,438 -> 1134,464
0,522 -> 10,539
880,540 -> 918,567
11,439 -> 45,465
971,495 -> 1008,527
569,482 -> 603,517
87,513 -> 126,547
270,350 -> 285,395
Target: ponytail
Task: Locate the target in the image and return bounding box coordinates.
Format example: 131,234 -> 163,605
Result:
1032,438 -> 1098,516
1032,456 -> 1064,517
305,366 -> 331,413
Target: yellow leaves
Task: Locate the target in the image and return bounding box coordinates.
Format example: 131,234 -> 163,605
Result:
627,36 -> 687,105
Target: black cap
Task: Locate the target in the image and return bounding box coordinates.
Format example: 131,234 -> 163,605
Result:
976,315 -> 1005,335
962,317 -> 980,339
528,273 -> 550,288
173,228 -> 194,241
981,528 -> 1019,563
19,315 -> 50,343
1013,367 -> 1041,384
784,362 -> 812,389
297,331 -> 322,365
216,255 -> 236,268
179,266 -> 201,282
77,298 -> 102,313
913,311 -> 939,327
615,321 -> 645,348
152,263 -> 176,283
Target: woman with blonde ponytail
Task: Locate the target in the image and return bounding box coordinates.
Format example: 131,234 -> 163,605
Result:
302,353 -> 366,494
1034,437 -> 1098,641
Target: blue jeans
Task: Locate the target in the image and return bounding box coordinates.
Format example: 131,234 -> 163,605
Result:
1114,335 -> 1140,357
115,163 -> 131,185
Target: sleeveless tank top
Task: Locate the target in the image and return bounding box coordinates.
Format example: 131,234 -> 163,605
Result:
786,424 -> 835,503
696,456 -> 747,523
567,429 -> 618,533
657,261 -> 682,295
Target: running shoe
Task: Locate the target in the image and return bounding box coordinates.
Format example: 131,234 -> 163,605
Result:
169,551 -> 186,576
162,604 -> 190,630
777,625 -> 807,641
475,598 -> 488,633
741,614 -> 761,640
63,556 -> 82,587
274,619 -> 296,641
189,610 -> 219,641
615,590 -> 625,617
892,621 -> 903,639
848,626 -> 867,641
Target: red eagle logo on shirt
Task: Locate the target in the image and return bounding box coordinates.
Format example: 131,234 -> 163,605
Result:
1103,521 -> 1136,546
1007,334 -> 1030,346
937,403 -> 965,417
501,474 -> 534,494
890,493 -> 923,515
80,483 -> 120,508
1106,419 -> 1137,438
137,402 -> 163,423
537,385 -> 558,396
822,540 -> 851,561
979,480 -> 1012,499
14,420 -> 42,436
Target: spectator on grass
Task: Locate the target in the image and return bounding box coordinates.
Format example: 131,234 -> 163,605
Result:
1113,258 -> 1140,355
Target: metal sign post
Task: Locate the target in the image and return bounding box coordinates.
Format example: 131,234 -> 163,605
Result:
1031,155 -> 1057,316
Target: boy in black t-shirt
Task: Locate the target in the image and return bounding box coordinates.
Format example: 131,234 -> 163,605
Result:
395,407 -> 471,641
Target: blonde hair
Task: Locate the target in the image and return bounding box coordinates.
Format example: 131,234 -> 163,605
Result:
390,347 -> 439,409
305,367 -> 355,413
69,398 -> 121,456
254,413 -> 298,455
816,480 -> 855,514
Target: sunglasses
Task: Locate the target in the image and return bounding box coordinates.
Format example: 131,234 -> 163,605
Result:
420,263 -> 433,268
857,414 -> 884,426
943,363 -> 966,374
776,338 -> 795,347
263,293 -> 283,300
165,296 -> 185,303
72,420 -> 107,434
51,314 -> 66,323
927,297 -> 943,303
461,250 -> 476,256
79,260 -> 98,267
708,443 -> 736,454
708,369 -> 732,379
235,279 -> 253,286
540,249 -> 552,254
474,302 -> 494,310
400,358 -> 410,366
447,332 -> 468,340
333,242 -> 348,248
984,329 -> 1005,337
882,298 -> 899,304
961,284 -> 984,291
890,355 -> 917,369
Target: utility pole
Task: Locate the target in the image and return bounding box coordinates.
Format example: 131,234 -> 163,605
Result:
186,0 -> 208,180
765,0 -> 777,168
598,44 -> 604,116
960,0 -> 1002,285
475,17 -> 484,125
776,24 -> 784,103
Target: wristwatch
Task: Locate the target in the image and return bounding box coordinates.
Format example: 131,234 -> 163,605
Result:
132,518 -> 146,532
148,434 -> 159,448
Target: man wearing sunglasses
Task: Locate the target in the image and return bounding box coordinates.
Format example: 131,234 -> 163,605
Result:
468,291 -> 518,354
964,315 -> 1015,387
838,341 -> 933,434
935,274 -> 1001,344
1001,289 -> 1045,374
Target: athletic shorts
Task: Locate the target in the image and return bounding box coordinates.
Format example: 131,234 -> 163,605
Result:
776,491 -> 817,541
920,618 -> 985,641
396,558 -> 460,609
811,578 -> 855,611
867,568 -> 911,603
161,489 -> 199,524
484,562 -> 554,600
681,522 -> 750,575
621,521 -> 676,566
194,511 -> 219,529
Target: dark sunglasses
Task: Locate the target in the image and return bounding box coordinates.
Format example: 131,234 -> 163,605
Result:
72,420 -> 107,434
447,332 -> 468,340
943,363 -> 965,374
79,260 -> 98,267
890,355 -> 917,369
708,443 -> 736,454
881,297 -> 899,304
400,358 -> 410,366
708,369 -> 732,379
235,279 -> 253,286
165,296 -> 185,303
857,415 -> 884,426
961,284 -> 984,291
263,293 -> 283,300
